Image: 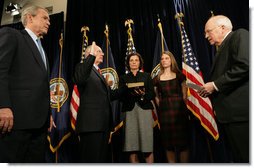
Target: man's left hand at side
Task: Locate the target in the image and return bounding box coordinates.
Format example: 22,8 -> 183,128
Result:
0,108 -> 14,134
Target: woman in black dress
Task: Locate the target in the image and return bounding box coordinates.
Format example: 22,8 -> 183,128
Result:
153,51 -> 190,163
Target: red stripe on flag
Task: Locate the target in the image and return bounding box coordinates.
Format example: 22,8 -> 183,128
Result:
182,69 -> 203,86
186,99 -> 218,138
70,85 -> 80,130
189,89 -> 214,116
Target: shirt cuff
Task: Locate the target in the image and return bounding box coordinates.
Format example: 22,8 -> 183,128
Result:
212,82 -> 219,91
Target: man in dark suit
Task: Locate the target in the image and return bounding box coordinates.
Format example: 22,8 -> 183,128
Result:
199,15 -> 249,162
74,42 -> 121,162
0,6 -> 51,162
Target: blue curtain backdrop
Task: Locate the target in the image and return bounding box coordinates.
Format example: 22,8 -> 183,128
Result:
64,0 -> 248,81
64,0 -> 248,163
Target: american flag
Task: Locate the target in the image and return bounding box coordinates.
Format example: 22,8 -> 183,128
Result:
125,19 -> 136,56
125,19 -> 136,73
70,26 -> 89,130
70,84 -> 80,130
126,37 -> 136,56
80,36 -> 88,63
179,22 -> 219,140
125,37 -> 137,73
151,18 -> 169,79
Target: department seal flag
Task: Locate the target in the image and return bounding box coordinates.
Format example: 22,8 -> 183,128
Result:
100,24 -> 124,162
151,16 -> 169,79
100,24 -> 122,139
150,16 -> 170,129
47,31 -> 71,162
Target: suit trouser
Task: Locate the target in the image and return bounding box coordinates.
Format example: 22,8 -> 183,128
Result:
0,127 -> 47,163
79,131 -> 112,163
222,121 -> 249,163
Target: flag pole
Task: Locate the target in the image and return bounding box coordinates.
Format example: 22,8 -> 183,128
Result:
55,33 -> 63,162
57,33 -> 63,112
157,15 -> 165,52
175,12 -> 187,77
104,24 -> 109,73
210,11 -> 218,51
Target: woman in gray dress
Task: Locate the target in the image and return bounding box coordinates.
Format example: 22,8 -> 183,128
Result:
119,53 -> 155,163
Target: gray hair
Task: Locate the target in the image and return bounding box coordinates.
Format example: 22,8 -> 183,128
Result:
213,15 -> 233,30
21,6 -> 48,26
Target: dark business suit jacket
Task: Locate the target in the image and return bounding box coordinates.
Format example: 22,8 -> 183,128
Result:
73,55 -> 113,133
210,29 -> 249,123
0,27 -> 50,130
119,71 -> 155,112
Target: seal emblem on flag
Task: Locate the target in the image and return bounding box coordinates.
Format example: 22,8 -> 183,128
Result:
151,64 -> 161,79
50,78 -> 69,109
101,67 -> 119,90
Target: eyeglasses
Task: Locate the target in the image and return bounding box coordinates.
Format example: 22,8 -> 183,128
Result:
96,50 -> 104,54
204,25 -> 221,36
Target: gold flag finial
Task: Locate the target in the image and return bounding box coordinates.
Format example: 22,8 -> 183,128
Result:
125,19 -> 134,28
157,14 -> 162,28
80,26 -> 89,63
104,24 -> 109,38
125,19 -> 134,41
157,15 -> 165,52
210,10 -> 214,17
157,14 -> 160,22
175,12 -> 184,27
174,12 -> 184,19
157,14 -> 162,32
81,26 -> 89,37
124,19 -> 136,58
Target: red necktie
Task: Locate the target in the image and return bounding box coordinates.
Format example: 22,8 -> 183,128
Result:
98,68 -> 102,75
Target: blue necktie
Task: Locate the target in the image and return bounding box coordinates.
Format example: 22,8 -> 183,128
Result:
36,38 -> 47,69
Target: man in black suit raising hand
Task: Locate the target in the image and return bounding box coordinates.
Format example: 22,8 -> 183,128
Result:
74,42 -> 116,163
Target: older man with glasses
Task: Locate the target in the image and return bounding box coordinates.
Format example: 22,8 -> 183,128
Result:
198,15 -> 249,163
